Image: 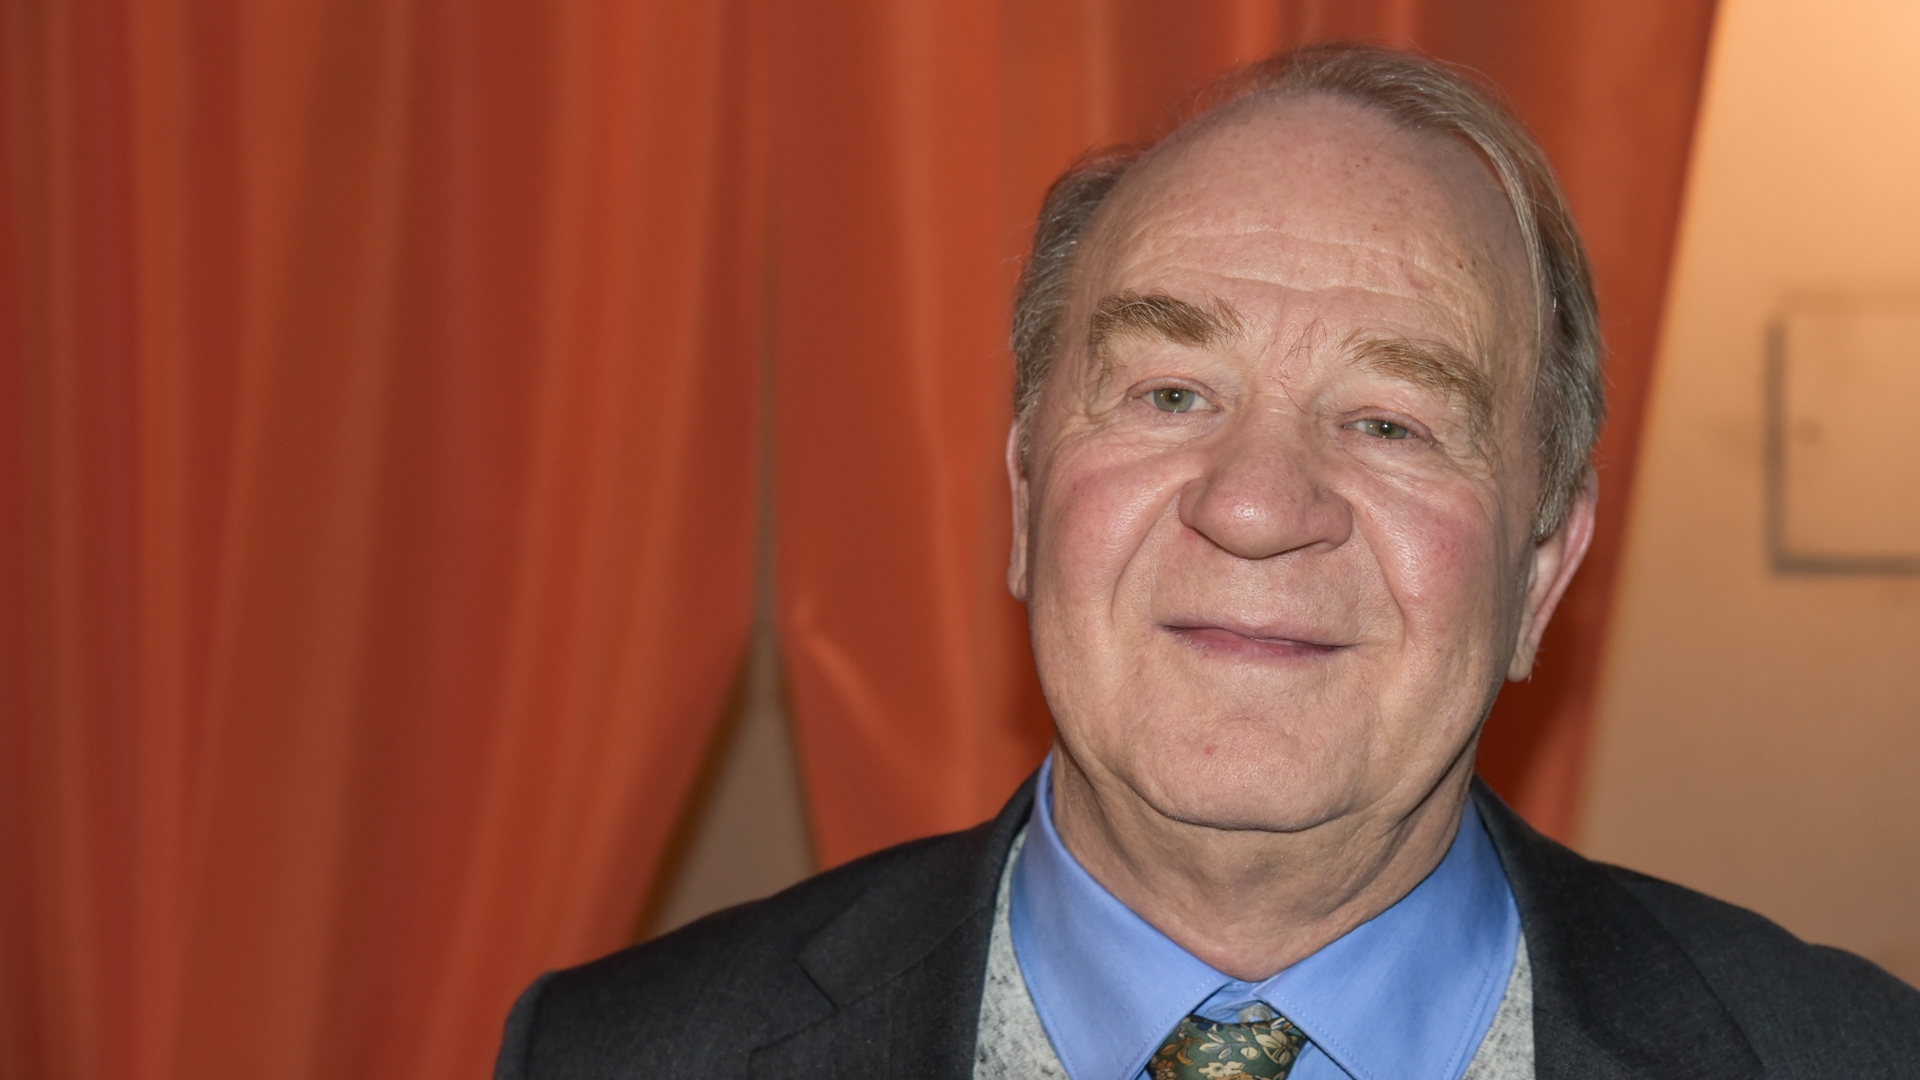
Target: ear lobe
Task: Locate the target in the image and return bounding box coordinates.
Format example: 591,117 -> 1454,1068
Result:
1006,422 -> 1032,601
1507,473 -> 1598,681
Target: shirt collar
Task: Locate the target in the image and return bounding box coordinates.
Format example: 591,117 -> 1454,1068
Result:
1009,754 -> 1518,1080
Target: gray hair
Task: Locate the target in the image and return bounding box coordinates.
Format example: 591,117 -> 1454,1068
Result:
1009,42 -> 1603,537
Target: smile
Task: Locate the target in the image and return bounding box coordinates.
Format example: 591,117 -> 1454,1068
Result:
1162,624 -> 1347,661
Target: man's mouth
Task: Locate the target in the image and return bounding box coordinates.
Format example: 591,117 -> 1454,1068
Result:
1162,623 -> 1347,661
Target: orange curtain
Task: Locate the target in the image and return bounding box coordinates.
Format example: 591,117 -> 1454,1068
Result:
3,2 -> 1717,1077
772,0 -> 1720,866
0,2 -> 764,1078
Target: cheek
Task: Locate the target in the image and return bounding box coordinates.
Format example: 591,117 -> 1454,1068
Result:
1032,442 -> 1188,606
1355,476 -> 1515,650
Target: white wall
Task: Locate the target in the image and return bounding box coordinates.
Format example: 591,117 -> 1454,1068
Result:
642,624 -> 815,937
1583,0 -> 1920,986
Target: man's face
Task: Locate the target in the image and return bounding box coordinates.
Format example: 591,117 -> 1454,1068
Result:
1011,96 -> 1590,833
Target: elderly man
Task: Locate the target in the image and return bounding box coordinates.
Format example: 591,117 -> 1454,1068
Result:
495,44 -> 1920,1079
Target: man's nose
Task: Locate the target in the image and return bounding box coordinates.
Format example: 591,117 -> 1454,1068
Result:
1177,419 -> 1353,561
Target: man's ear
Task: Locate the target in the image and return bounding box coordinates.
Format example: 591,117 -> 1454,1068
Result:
1508,471 -> 1598,680
1006,421 -> 1031,601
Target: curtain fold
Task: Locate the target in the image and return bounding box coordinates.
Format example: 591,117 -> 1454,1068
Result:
0,3 -> 765,1078
771,0 -> 1719,866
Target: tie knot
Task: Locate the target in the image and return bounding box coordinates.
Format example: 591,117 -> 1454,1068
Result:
1148,1013 -> 1308,1080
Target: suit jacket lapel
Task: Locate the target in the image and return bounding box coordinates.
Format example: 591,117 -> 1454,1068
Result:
1472,781 -> 1763,1080
748,776 -> 1038,1079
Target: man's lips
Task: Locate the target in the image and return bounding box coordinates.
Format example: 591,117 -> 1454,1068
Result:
1162,623 -> 1348,660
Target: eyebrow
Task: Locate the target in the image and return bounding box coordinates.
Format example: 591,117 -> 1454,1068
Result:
1343,331 -> 1497,439
1086,291 -> 1247,362
1082,292 -> 1496,436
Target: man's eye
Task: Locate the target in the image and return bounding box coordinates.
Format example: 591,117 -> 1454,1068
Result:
1353,418 -> 1412,440
1147,387 -> 1207,413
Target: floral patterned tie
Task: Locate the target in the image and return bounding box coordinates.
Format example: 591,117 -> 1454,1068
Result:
1147,1009 -> 1308,1080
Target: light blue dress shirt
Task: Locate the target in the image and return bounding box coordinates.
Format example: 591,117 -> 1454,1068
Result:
1009,755 -> 1519,1080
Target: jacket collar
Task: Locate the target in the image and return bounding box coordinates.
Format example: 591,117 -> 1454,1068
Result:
1471,780 -> 1762,1080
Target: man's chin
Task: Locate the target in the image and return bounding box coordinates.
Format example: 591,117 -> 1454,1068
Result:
1128,760 -> 1364,836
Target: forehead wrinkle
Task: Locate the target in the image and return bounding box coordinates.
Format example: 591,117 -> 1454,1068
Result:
1341,329 -> 1496,443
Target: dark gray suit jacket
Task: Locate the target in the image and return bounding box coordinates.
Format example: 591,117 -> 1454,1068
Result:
495,777 -> 1920,1078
